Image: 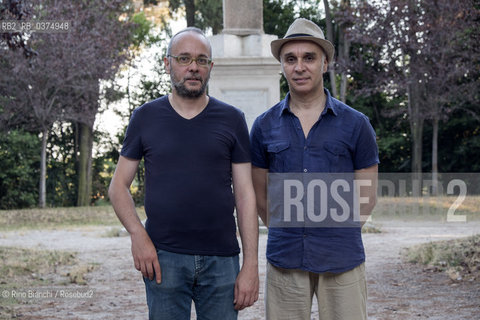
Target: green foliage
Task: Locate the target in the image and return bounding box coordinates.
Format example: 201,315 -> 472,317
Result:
0,131 -> 40,209
350,93 -> 412,172
131,12 -> 154,47
377,134 -> 411,172
130,11 -> 164,48
168,0 -> 223,33
428,110 -> 480,172
263,0 -> 296,38
168,0 -> 183,11
263,0 -> 323,37
45,123 -> 77,207
143,0 -> 159,5
133,70 -> 170,107
1,0 -> 479,210
196,0 -> 223,34
92,154 -> 116,206
296,0 -> 324,26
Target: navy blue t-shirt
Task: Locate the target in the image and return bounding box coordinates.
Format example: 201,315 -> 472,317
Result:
121,95 -> 251,256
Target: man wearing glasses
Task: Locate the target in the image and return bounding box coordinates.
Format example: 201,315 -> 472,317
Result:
109,27 -> 259,319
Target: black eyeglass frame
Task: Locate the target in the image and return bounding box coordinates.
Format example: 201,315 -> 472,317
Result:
167,54 -> 213,66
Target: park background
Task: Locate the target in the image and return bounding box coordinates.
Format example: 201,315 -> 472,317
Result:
1,0 -> 479,210
1,1 -> 479,319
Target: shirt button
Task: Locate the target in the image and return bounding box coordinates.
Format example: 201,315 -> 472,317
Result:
304,146 -> 307,150
304,169 -> 308,172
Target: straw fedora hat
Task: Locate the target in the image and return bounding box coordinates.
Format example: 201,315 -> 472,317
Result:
271,18 -> 335,63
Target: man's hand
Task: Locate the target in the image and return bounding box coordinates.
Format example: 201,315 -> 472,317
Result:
232,162 -> 259,310
233,264 -> 259,310
130,229 -> 161,284
109,156 -> 161,282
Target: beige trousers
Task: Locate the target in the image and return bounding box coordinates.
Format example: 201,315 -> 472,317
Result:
265,262 -> 367,320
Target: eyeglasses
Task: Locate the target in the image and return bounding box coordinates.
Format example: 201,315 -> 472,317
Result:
168,54 -> 212,66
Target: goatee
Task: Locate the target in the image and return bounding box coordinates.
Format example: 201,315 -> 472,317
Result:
171,75 -> 209,99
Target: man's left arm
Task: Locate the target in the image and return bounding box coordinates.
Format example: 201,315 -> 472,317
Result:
232,162 -> 259,311
355,164 -> 378,227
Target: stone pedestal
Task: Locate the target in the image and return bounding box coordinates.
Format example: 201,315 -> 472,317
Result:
208,0 -> 281,129
208,33 -> 281,129
222,0 -> 263,35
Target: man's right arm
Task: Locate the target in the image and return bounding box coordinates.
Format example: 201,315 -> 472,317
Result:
252,166 -> 268,226
108,156 -> 161,283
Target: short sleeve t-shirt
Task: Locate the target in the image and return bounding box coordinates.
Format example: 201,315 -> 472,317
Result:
121,95 -> 251,256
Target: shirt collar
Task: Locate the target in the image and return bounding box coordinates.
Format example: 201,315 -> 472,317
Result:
279,88 -> 338,118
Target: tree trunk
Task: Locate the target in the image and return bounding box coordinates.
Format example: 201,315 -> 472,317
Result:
339,39 -> 349,103
431,116 -> 439,195
407,81 -> 424,175
76,122 -> 93,206
338,0 -> 351,103
185,0 -> 195,27
39,128 -> 48,208
407,0 -> 424,177
323,0 -> 338,98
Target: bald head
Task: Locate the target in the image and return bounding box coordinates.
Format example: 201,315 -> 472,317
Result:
167,27 -> 212,57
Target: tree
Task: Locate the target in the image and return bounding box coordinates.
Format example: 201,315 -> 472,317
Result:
336,0 -> 352,103
195,0 -> 223,34
0,130 -> 40,209
1,33 -> 69,207
104,10 -> 171,206
322,0 -> 338,98
56,0 -> 135,206
263,0 -> 296,38
415,0 -> 479,188
45,122 -> 77,206
0,0 -> 37,57
168,0 -> 223,33
169,0 -> 196,27
1,0 -> 135,207
347,0 -> 479,174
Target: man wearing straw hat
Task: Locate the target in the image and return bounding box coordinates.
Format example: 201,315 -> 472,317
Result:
250,18 -> 379,319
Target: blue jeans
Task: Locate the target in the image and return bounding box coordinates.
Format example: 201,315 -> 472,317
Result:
144,249 -> 239,320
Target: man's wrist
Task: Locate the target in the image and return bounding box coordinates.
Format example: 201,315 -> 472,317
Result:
128,223 -> 147,238
241,258 -> 258,269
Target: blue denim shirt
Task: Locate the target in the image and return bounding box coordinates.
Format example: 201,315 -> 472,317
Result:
250,89 -> 379,273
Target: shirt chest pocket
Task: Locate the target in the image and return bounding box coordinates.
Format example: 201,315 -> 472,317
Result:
267,141 -> 290,172
323,142 -> 353,172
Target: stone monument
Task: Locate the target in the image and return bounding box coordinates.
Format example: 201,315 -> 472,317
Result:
208,0 -> 281,129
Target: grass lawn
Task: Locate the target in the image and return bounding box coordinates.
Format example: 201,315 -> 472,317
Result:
0,206 -> 146,231
370,195 -> 480,222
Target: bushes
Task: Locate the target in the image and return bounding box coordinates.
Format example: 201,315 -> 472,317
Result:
0,131 -> 40,209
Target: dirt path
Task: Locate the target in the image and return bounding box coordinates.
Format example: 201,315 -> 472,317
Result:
0,221 -> 479,319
